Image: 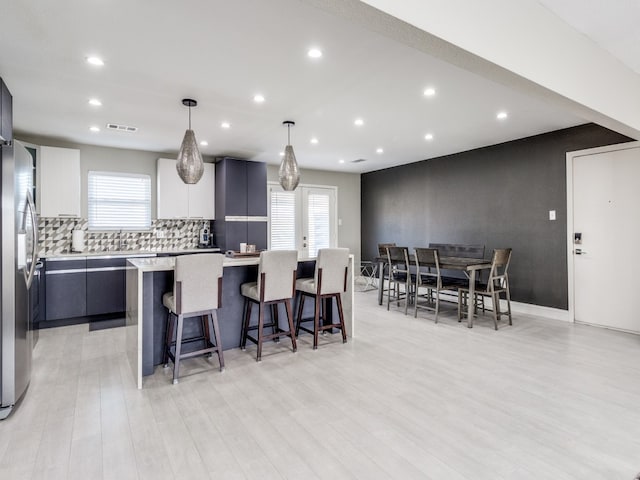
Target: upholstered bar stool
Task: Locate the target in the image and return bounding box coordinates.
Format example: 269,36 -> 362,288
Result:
295,248 -> 350,349
162,253 -> 224,384
240,250 -> 298,362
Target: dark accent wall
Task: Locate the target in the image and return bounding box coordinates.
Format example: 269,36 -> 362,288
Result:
361,124 -> 632,309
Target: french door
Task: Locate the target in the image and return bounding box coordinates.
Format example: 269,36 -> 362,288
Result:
268,184 -> 337,258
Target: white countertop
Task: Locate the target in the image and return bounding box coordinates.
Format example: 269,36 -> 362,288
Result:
41,247 -> 221,260
128,255 -> 261,272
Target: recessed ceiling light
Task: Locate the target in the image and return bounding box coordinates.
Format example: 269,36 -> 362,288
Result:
220,122 -> 231,129
497,111 -> 508,120
89,126 -> 100,132
338,159 -> 345,164
279,151 -> 285,157
354,118 -> 364,127
423,87 -> 436,97
424,133 -> 434,141
376,148 -> 384,154
200,140 -> 208,146
310,137 -> 318,144
253,94 -> 265,103
307,48 -> 323,58
88,98 -> 102,106
86,56 -> 104,66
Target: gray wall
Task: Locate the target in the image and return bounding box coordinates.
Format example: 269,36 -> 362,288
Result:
361,124 -> 631,309
267,165 -> 361,265
15,133 -> 214,219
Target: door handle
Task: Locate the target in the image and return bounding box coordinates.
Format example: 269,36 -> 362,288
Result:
575,249 -> 587,255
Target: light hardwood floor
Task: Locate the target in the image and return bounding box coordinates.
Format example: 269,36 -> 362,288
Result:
1,291 -> 639,479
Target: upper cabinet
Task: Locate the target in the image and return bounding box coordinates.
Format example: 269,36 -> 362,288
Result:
38,146 -> 81,217
156,158 -> 214,219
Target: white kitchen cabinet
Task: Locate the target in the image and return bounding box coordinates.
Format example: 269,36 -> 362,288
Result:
156,158 -> 214,219
37,146 -> 81,217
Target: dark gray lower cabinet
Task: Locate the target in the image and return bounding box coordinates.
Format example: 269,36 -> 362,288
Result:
86,258 -> 126,315
44,256 -> 129,322
45,259 -> 87,321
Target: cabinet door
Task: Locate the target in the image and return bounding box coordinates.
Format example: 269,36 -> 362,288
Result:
222,159 -> 248,217
247,161 -> 267,216
248,221 -> 267,251
45,272 -> 86,320
86,258 -> 126,315
157,158 -> 188,218
38,146 -> 81,217
187,162 -> 215,219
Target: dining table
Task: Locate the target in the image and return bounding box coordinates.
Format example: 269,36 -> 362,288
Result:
376,255 -> 492,328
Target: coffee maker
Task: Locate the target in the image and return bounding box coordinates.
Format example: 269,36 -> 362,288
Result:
198,222 -> 210,248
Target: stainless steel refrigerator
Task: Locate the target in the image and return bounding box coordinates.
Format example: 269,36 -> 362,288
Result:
0,137 -> 38,419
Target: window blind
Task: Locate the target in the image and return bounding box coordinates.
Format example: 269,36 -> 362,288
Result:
88,171 -> 151,230
270,189 -> 296,250
307,193 -> 330,258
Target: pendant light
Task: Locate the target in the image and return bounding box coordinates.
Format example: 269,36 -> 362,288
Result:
279,120 -> 301,191
176,98 -> 204,184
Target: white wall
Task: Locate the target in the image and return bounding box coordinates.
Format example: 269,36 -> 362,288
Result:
267,165 -> 361,265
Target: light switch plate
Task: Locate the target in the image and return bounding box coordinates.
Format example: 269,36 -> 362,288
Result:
549,210 -> 556,221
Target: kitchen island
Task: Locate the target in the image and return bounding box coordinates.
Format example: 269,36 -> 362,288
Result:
126,254 -> 354,388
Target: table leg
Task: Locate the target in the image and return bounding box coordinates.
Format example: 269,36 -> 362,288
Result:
467,269 -> 476,328
377,260 -> 384,305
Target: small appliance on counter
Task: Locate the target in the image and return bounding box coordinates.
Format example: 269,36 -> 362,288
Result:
198,221 -> 211,248
72,229 -> 85,252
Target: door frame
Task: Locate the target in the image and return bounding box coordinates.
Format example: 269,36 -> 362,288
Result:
565,140 -> 640,324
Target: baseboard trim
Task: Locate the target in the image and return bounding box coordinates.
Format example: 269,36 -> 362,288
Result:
510,301 -> 570,322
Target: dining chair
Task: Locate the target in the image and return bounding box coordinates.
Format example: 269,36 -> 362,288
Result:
295,248 -> 350,349
377,242 -> 396,301
413,247 -> 459,322
386,246 -> 413,314
162,253 -> 224,384
240,250 -> 298,362
457,248 -> 512,329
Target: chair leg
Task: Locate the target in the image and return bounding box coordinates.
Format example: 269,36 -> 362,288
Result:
271,304 -> 280,343
163,310 -> 173,367
284,299 -> 297,352
491,293 -> 499,330
313,295 -> 321,350
505,283 -> 513,325
172,314 -> 184,384
240,299 -> 251,350
414,285 -> 419,318
257,302 -> 265,361
457,291 -> 463,321
202,314 -> 212,357
336,293 -> 347,344
295,293 -> 305,337
403,282 -> 409,315
387,279 -> 392,310
210,310 -> 225,371
434,289 -> 440,324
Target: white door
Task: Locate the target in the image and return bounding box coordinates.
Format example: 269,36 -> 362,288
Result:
268,184 -> 337,257
572,144 -> 640,332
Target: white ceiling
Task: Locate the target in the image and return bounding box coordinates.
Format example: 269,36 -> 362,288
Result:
0,0 -> 627,173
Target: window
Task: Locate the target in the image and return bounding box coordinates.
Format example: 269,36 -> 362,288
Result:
268,183 -> 337,257
88,171 -> 151,230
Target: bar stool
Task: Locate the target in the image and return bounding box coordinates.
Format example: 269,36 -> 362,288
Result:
295,248 -> 350,349
240,250 -> 298,362
162,253 -> 224,384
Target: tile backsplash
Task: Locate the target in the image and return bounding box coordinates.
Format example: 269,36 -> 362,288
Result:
38,218 -> 209,256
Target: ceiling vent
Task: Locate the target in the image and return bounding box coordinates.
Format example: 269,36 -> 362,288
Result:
351,158 -> 367,163
106,123 -> 138,133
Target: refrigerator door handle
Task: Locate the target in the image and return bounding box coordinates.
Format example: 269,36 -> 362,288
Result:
24,189 -> 38,289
